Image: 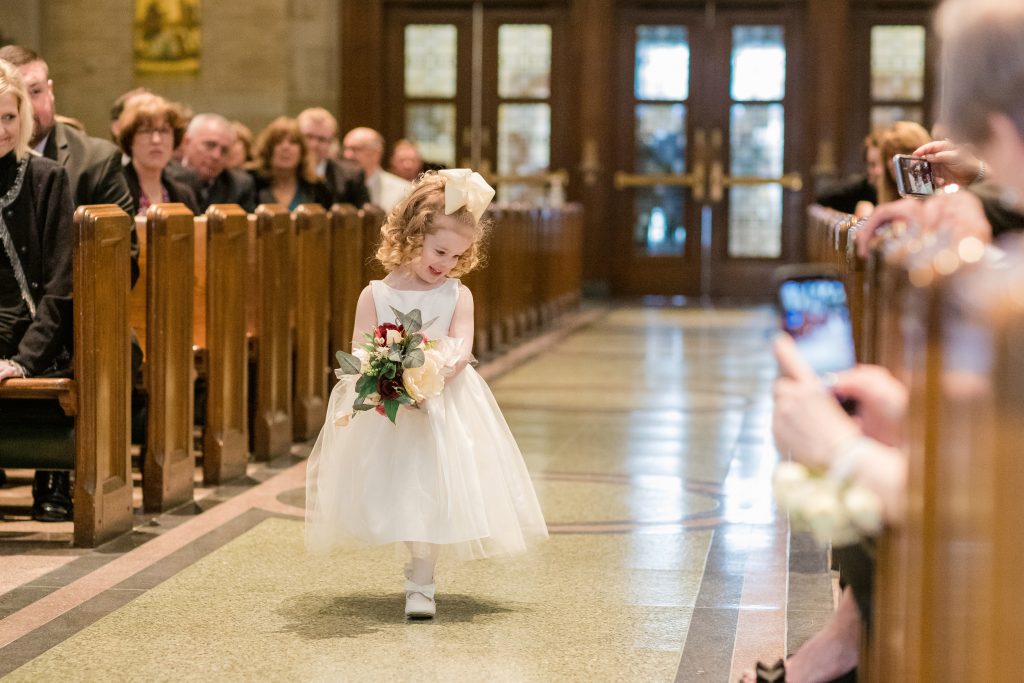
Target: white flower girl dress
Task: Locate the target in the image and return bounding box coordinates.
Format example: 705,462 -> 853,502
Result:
305,278 -> 548,560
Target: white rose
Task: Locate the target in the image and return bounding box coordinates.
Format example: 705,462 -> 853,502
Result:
802,483 -> 850,546
353,348 -> 370,373
773,462 -> 810,508
843,486 -> 883,535
403,354 -> 445,402
386,328 -> 404,346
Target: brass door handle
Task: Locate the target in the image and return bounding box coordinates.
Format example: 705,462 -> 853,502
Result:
721,172 -> 804,192
614,128 -> 707,201
613,170 -> 703,190
487,169 -> 569,186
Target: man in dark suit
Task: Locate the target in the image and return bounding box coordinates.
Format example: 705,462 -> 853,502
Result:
0,44 -> 138,521
297,107 -> 370,207
168,113 -> 257,212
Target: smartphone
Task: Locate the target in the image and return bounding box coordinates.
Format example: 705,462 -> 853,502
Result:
775,266 -> 857,376
892,154 -> 935,197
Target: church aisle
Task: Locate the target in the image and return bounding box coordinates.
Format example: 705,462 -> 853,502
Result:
0,306 -> 834,682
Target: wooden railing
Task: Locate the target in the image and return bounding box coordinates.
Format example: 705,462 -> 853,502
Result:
805,203 -> 1024,680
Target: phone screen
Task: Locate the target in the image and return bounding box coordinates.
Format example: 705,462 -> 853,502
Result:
893,154 -> 935,197
778,277 -> 856,375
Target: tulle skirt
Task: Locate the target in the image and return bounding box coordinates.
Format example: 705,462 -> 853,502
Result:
305,366 -> 548,560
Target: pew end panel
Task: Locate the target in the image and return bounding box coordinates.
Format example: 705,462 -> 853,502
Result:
143,204 -> 196,513
292,204 -> 330,440
252,203 -> 294,460
0,205 -> 133,547
328,204 -> 364,371
203,204 -> 251,483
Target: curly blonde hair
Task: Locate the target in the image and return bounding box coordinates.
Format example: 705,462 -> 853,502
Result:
375,171 -> 490,277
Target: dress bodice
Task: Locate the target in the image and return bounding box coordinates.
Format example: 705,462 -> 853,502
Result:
369,278 -> 460,337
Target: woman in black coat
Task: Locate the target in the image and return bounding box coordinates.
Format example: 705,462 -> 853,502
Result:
0,58 -> 76,520
116,93 -> 200,215
249,116 -> 332,211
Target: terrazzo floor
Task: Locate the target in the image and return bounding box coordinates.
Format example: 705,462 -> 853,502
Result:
0,305 -> 834,682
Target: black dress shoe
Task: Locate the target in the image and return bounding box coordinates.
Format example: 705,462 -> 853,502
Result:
31,470 -> 73,522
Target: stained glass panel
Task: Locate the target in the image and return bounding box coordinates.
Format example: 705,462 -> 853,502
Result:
730,104 -> 784,177
871,105 -> 924,131
871,26 -> 926,101
498,103 -> 551,175
498,25 -> 551,98
406,104 -> 456,166
635,104 -> 686,175
634,188 -> 687,256
635,26 -> 689,101
731,26 -> 786,101
404,25 -> 457,98
729,185 -> 782,258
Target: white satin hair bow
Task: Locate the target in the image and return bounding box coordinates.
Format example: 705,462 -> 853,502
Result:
439,169 -> 495,222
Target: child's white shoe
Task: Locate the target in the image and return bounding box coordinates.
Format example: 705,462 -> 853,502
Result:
404,579 -> 436,619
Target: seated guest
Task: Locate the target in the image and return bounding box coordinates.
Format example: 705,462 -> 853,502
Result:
297,107 -> 370,207
342,126 -> 411,212
815,133 -> 881,217
741,336 -> 909,683
227,120 -> 253,170
0,46 -> 136,257
117,94 -> 200,216
389,138 -> 445,182
0,45 -> 138,517
249,116 -> 332,211
169,113 -> 256,212
876,121 -> 932,205
0,59 -> 76,521
109,87 -> 153,142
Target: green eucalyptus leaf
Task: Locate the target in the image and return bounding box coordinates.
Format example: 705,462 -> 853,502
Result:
355,374 -> 377,396
384,400 -> 399,424
335,350 -> 362,375
403,348 -> 425,369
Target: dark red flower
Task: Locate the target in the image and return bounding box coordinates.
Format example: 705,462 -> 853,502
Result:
377,376 -> 402,402
374,322 -> 405,344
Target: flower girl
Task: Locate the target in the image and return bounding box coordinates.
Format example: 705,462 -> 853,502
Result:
305,170 -> 548,619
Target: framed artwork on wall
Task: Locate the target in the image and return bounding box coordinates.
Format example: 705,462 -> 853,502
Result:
134,0 -> 201,74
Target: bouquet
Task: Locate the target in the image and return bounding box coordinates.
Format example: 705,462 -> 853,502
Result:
334,307 -> 458,425
773,461 -> 883,547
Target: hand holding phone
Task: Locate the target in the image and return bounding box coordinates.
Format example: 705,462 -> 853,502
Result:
893,154 -> 935,197
775,266 -> 859,413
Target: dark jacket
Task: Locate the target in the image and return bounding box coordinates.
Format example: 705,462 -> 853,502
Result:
165,162 -> 257,213
0,153 -> 74,377
323,158 -> 370,208
42,121 -> 139,286
971,180 -> 1024,239
815,176 -> 877,215
123,161 -> 202,216
251,172 -> 333,211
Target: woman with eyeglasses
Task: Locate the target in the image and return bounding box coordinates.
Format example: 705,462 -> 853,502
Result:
116,93 -> 199,216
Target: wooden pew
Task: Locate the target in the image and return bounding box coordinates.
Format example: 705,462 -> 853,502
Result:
200,205 -> 250,482
292,204 -> 330,440
361,205 -> 387,285
140,204 -> 196,512
250,204 -> 293,460
0,205 -> 133,547
329,204 -> 364,362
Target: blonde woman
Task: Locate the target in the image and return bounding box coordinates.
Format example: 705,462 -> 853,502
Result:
0,58 -> 76,521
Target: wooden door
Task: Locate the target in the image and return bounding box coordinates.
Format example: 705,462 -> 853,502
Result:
383,4 -> 569,202
612,4 -> 807,298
